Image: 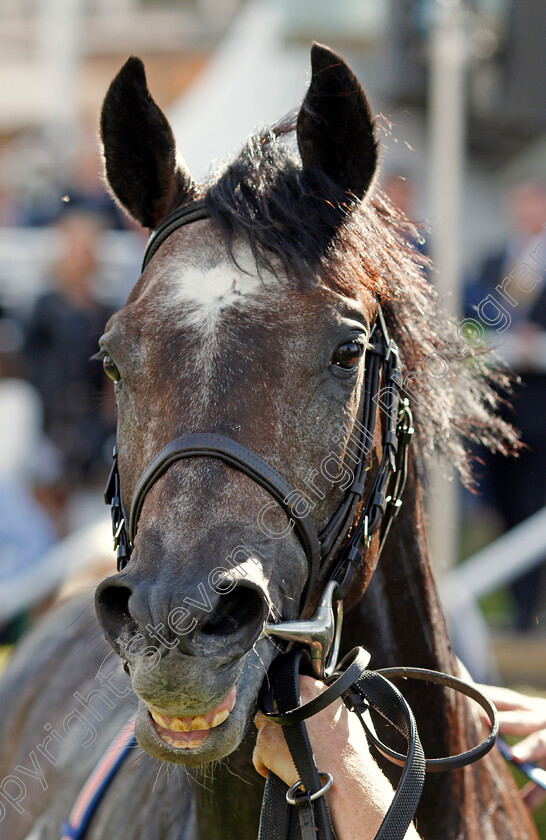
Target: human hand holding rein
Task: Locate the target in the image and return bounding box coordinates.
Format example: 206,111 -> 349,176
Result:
480,684 -> 546,811
253,675 -> 422,840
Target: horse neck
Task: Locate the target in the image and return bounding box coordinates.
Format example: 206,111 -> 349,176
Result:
192,733 -> 264,840
342,457 -> 537,840
340,457 -> 464,788
340,460 -> 470,837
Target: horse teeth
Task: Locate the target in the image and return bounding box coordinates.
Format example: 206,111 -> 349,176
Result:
160,734 -> 174,746
168,718 -> 192,732
150,711 -> 171,729
211,709 -> 230,728
149,686 -> 236,734
170,738 -> 205,750
150,711 -> 193,732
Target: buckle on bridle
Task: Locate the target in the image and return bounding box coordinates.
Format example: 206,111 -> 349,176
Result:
104,443 -> 132,570
261,580 -> 343,679
285,772 -> 334,806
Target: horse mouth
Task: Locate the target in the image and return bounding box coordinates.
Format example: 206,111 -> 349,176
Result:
146,685 -> 237,750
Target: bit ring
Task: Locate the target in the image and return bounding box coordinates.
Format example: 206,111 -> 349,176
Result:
285,772 -> 333,805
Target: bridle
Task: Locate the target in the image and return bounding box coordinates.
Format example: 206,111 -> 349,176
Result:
106,197 -> 413,633
102,199 -> 499,840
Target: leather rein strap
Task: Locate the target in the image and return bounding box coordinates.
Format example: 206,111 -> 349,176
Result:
258,649 -> 499,840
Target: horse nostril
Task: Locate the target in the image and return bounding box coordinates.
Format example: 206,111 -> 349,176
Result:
95,581 -> 139,652
95,577 -> 268,661
199,584 -> 266,642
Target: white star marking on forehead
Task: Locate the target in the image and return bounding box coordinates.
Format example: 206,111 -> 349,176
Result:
155,239 -> 281,329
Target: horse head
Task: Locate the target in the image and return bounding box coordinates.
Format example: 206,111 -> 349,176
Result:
94,44 -> 511,770
93,44 -> 389,766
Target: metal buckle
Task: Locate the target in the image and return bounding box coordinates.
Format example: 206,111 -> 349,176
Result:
113,518 -> 125,545
397,399 -> 414,444
363,514 -> 370,550
286,772 -> 333,805
261,580 -> 343,678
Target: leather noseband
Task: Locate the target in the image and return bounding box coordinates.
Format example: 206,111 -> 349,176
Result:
129,433 -> 322,605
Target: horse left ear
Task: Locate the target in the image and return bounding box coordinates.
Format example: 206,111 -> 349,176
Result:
297,43 -> 378,201
100,57 -> 194,228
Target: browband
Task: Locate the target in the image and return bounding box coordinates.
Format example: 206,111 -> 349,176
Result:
141,199 -> 209,271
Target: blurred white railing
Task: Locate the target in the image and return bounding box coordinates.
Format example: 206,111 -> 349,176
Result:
444,506 -> 546,603
440,506 -> 546,680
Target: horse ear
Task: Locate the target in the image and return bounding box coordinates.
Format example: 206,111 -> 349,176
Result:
100,57 -> 194,228
297,43 -> 378,201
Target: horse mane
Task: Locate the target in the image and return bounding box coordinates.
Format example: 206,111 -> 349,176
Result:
198,118 -> 517,485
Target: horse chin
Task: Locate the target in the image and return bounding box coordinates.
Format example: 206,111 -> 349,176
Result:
132,642 -> 274,766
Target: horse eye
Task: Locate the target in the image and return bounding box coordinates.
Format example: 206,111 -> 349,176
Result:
330,341 -> 364,371
103,354 -> 121,382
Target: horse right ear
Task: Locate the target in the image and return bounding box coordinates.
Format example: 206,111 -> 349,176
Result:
297,43 -> 378,201
100,57 -> 194,228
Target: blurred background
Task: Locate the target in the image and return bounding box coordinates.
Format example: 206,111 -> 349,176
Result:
0,0 -> 545,695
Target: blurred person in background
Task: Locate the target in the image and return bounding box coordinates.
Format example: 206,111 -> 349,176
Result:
1,128 -> 124,229
466,181 -> 546,631
0,312 -> 57,644
0,181 -> 23,227
23,211 -> 116,494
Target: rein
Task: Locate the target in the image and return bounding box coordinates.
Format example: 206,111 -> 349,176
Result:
98,200 -> 500,840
